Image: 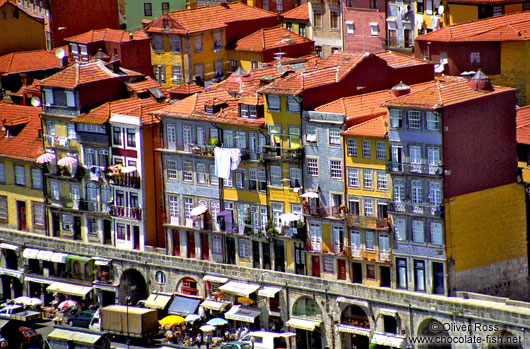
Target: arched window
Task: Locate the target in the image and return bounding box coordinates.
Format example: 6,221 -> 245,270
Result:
292,296 -> 321,319
155,271 -> 166,284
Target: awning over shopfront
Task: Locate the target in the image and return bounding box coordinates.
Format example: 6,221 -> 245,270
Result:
46,282 -> 93,297
22,248 -> 39,259
67,255 -> 92,263
371,333 -> 406,348
336,324 -> 370,336
286,318 -> 322,331
203,275 -> 229,284
0,320 -> 10,330
0,268 -> 23,279
36,250 -> 54,261
336,297 -> 369,308
168,295 -> 201,316
48,328 -> 102,345
144,293 -> 172,310
224,305 -> 261,323
92,283 -> 119,292
93,257 -> 111,266
219,281 -> 260,297
257,286 -> 281,298
51,252 -> 69,263
0,243 -> 19,252
200,299 -> 230,311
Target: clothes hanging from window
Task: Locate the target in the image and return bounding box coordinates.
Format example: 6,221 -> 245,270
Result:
214,147 -> 231,179
229,148 -> 241,171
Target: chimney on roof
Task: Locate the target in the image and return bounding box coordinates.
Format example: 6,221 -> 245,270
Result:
469,69 -> 493,92
220,0 -> 229,8
391,81 -> 411,97
112,60 -> 121,73
129,33 -> 134,40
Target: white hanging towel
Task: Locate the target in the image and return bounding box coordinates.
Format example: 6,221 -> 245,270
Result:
229,148 -> 241,171
214,147 -> 232,179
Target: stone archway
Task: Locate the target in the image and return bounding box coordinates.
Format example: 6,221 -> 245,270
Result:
176,276 -> 199,296
488,330 -> 523,348
417,318 -> 451,349
339,305 -> 370,348
291,296 -> 323,349
119,268 -> 148,305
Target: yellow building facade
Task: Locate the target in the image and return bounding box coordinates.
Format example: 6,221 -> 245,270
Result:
447,2 -> 528,25
0,1 -> 46,55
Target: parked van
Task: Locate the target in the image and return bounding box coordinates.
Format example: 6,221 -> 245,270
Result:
240,331 -> 293,349
88,309 -> 100,331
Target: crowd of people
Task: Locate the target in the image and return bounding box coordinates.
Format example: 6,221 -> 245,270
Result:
164,323 -> 252,348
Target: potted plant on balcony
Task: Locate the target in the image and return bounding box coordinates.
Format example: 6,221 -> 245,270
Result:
266,219 -> 279,237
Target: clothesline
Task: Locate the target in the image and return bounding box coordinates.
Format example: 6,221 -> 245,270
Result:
214,147 -> 241,179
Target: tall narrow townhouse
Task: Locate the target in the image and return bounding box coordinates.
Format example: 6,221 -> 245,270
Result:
386,0 -> 415,51
144,2 -> 279,87
344,0 -> 386,53
308,0 -> 343,57
0,104 -> 45,299
38,60 -> 143,242
282,3 -> 311,39
383,74 -> 524,298
413,0 -> 444,37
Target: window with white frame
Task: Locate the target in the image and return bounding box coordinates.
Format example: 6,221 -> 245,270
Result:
394,218 -> 406,241
236,171 -> 245,189
50,180 -> 60,200
411,180 -> 423,205
347,139 -> 357,156
67,123 -> 76,139
14,165 -> 25,186
390,109 -> 402,128
426,112 -> 440,131
330,160 -> 342,179
32,202 -> 45,228
65,90 -> 75,107
362,140 -> 371,158
197,163 -> 207,184
248,169 -> 257,191
169,195 -> 180,223
376,142 -> 386,159
193,35 -> 203,52
235,131 -> 246,149
289,167 -> 301,188
364,199 -> 373,216
363,169 -> 373,189
393,179 -> 405,202
307,158 -> 318,176
172,65 -> 183,84
350,230 -> 361,250
470,52 -> 480,64
31,168 -> 42,189
430,222 -> 443,245
212,31 -> 222,49
62,214 -> 72,230
183,162 -> 193,182
408,111 -> 421,129
259,206 -> 268,231
223,129 -> 233,148
289,127 -> 301,148
224,172 -> 233,187
0,196 -> 7,223
309,223 -> 322,251
209,165 -> 218,185
270,166 -> 282,187
271,202 -> 283,228
167,160 -> 178,180
87,217 -> 98,235
155,271 -> 166,284
169,35 -> 181,52
365,230 -> 374,249
287,96 -> 299,112
184,197 -> 194,223
369,23 -> 379,36
409,145 -> 422,172
267,95 -> 280,111
258,170 -> 267,191
346,21 -> 354,34
305,126 -> 317,143
329,128 -> 341,146
348,168 -> 359,187
212,235 -> 223,254
429,182 -> 442,206
240,104 -> 249,118
85,148 -> 95,166
379,233 -> 390,252
0,162 -> 4,183
377,171 -> 387,190
412,220 -> 424,243
239,238 -> 249,259
428,147 -> 440,173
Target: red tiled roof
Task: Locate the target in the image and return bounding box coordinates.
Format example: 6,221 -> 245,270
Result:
146,2 -> 278,35
0,49 -> 64,76
73,97 -> 168,125
517,105 -> 530,144
11,79 -> 41,97
374,51 -> 431,68
232,26 -> 312,52
383,79 -> 514,109
239,93 -> 264,105
65,28 -> 148,44
416,12 -> 530,42
448,0 -> 524,5
0,0 -> 42,22
39,60 -> 142,89
281,3 -> 309,21
167,83 -> 205,95
125,77 -> 163,94
341,114 -> 388,138
0,103 -> 42,161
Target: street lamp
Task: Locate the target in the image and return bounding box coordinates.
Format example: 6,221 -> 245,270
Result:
126,296 -> 131,349
251,336 -> 255,349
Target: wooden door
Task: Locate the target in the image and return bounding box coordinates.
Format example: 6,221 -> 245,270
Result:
337,259 -> 346,280
311,256 -> 320,277
17,201 -> 26,231
200,233 -> 209,260
187,231 -> 196,258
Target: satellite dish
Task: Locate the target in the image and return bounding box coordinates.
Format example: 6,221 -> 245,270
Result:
31,97 -> 41,107
55,48 -> 65,60
438,5 -> 444,15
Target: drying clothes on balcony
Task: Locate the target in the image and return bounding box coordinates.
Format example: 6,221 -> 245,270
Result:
229,148 -> 241,170
215,147 -> 231,179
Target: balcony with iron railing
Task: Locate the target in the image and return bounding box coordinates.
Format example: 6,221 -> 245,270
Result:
46,196 -> 110,214
387,161 -> 443,176
108,174 -> 141,189
302,205 -> 347,220
311,245 -> 392,263
262,145 -> 304,162
388,202 -> 444,217
110,205 -> 143,220
345,215 -> 389,230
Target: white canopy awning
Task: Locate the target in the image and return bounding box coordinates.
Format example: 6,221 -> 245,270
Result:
191,206 -> 208,216
371,333 -> 406,348
51,252 -> 69,263
220,281 -> 260,297
336,324 -> 370,336
200,300 -> 230,311
224,305 -> 261,323
22,248 -> 39,259
47,282 -> 93,297
144,293 -> 172,310
36,250 -> 54,261
0,268 -> 23,279
300,192 -> 319,198
286,318 -> 322,331
203,275 -> 229,284
0,243 -> 19,252
93,257 -> 111,266
257,286 -> 282,298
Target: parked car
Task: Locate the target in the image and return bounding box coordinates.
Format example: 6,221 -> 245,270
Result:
17,327 -> 43,349
240,331 -> 291,349
67,310 -> 96,328
213,341 -> 252,349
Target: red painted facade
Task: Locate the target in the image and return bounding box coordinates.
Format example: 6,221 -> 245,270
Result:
442,90 -> 517,198
256,0 -> 299,13
261,41 -> 315,63
77,78 -> 131,112
343,1 -> 386,53
224,17 -> 280,45
414,41 -> 501,76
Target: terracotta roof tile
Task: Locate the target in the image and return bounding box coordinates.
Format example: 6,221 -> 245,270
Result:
232,26 -> 312,52
374,50 -> 431,68
383,79 -> 514,109
448,0 -> 523,5
39,60 -> 142,89
167,83 -> 205,95
341,114 -> 388,138
125,77 -> 164,94
73,97 -> 168,125
281,3 -> 309,21
0,49 -> 64,76
239,93 -> 264,105
517,105 -> 530,145
0,103 -> 42,161
146,2 -> 278,35
0,0 -> 42,22
65,28 -> 148,44
416,12 -> 530,42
